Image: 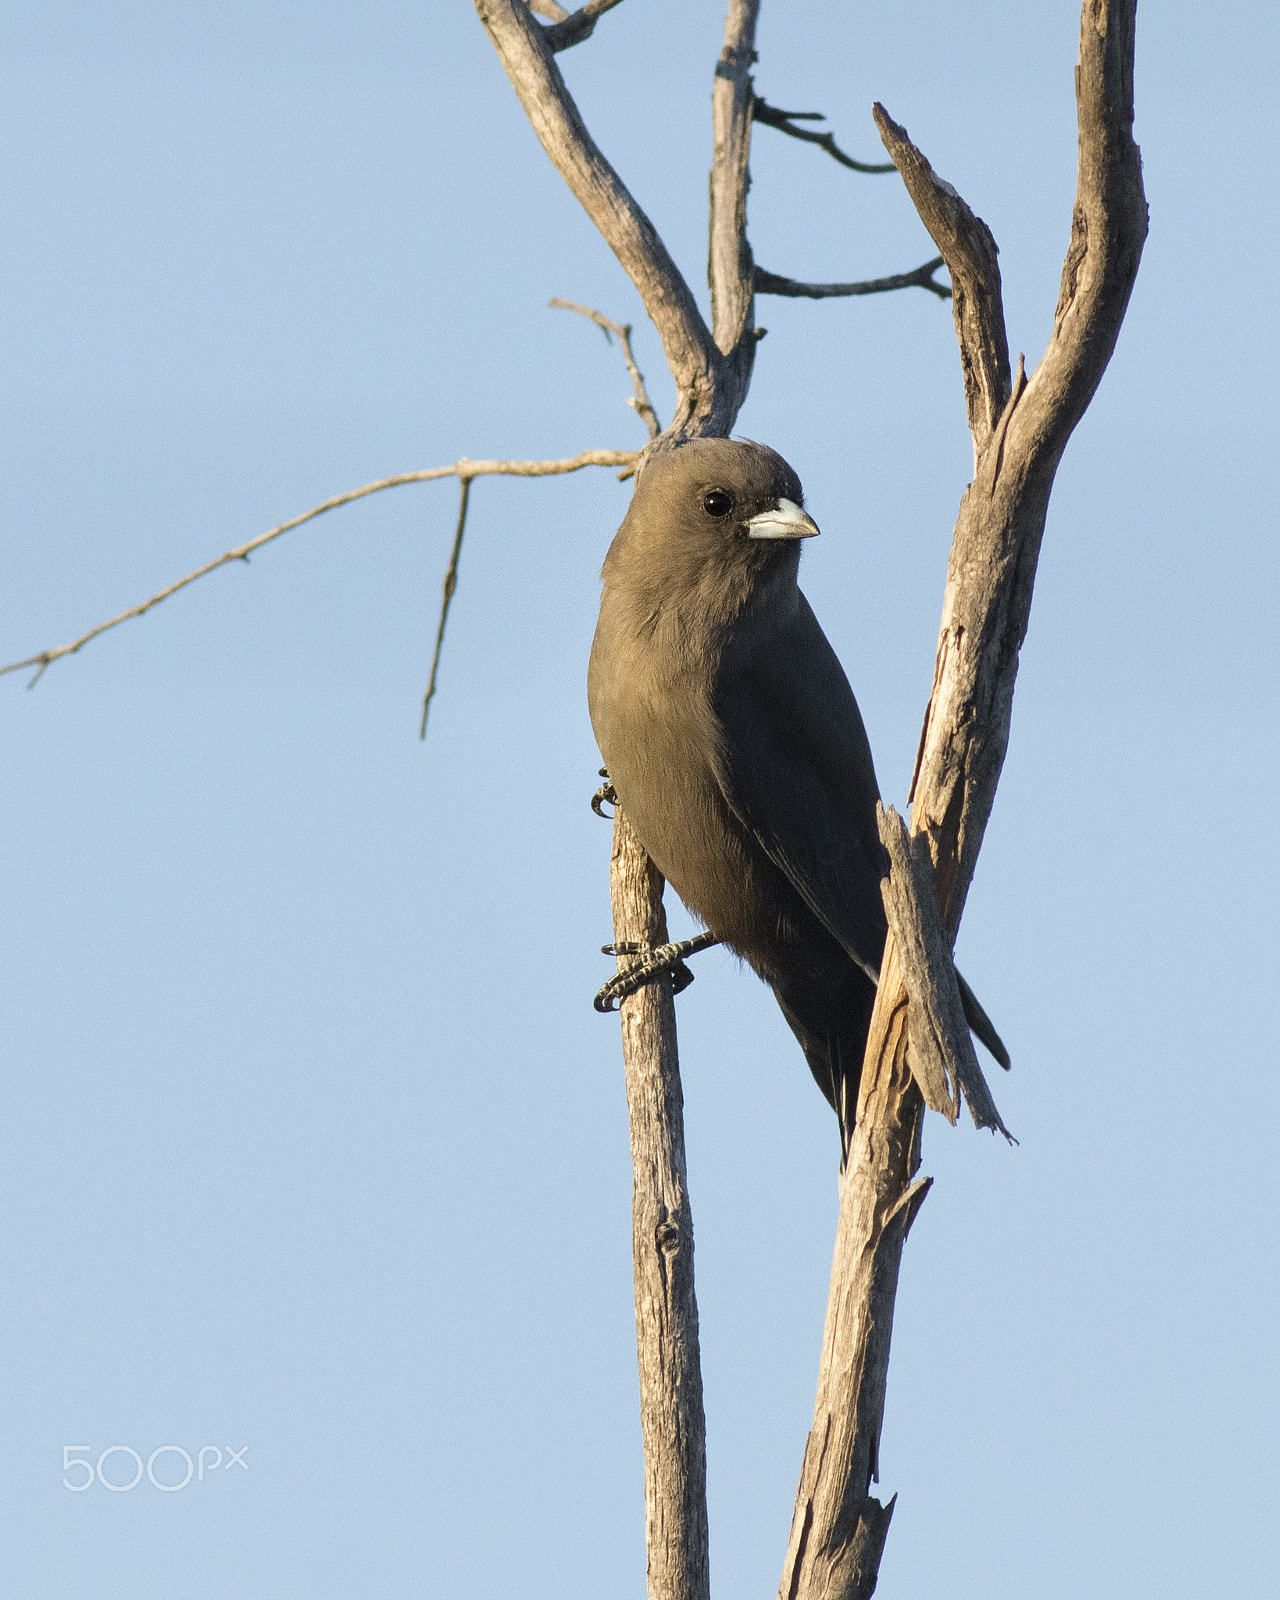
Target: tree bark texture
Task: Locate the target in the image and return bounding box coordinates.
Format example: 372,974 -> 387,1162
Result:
875,803 -> 1008,1137
474,6 -> 1146,1600
780,9 -> 1146,1600
707,0 -> 761,393
610,806 -> 710,1600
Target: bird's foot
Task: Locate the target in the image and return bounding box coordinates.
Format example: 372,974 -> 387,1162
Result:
590,768 -> 617,818
593,931 -> 722,1012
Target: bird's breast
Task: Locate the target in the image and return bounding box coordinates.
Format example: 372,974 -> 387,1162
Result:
588,598 -> 810,977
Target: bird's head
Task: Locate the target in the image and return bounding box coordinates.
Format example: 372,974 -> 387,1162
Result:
605,439 -> 820,619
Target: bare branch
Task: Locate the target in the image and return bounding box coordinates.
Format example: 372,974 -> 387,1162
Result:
885,0 -> 1147,925
549,297 -> 662,439
707,0 -> 762,401
527,1 -> 567,19
419,478 -> 472,740
542,0 -> 625,53
474,0 -> 722,436
2,449 -> 638,683
610,807 -> 710,1600
872,103 -> 1011,449
783,6 -> 1146,1599
752,97 -> 896,174
754,256 -> 950,302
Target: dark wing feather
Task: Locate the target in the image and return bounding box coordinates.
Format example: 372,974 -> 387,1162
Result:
712,593 -> 888,980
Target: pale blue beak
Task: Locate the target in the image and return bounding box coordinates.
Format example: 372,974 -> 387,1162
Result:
745,497 -> 821,540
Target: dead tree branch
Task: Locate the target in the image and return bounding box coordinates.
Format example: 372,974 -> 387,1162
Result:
876,802 -> 1010,1137
2,450 -> 637,684
543,0 -> 626,54
474,9 -> 767,1596
755,257 -> 950,301
708,1 -> 762,395
610,807 -> 710,1600
474,0 -> 760,439
549,298 -> 662,438
752,97 -> 895,174
871,105 -> 1012,452
474,0 -> 726,437
779,6 -> 1146,1600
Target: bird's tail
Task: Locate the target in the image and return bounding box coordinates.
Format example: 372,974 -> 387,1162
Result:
771,973 -> 874,1168
955,968 -> 1011,1071
775,964 -> 1009,1165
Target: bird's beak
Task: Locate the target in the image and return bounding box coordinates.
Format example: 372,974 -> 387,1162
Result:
745,497 -> 821,541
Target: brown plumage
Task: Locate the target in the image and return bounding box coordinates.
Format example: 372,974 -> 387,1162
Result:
588,438 -> 1004,1158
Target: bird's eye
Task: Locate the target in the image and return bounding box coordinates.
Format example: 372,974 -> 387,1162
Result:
702,489 -> 734,518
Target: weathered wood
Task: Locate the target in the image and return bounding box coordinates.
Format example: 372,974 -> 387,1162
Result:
876,803 -> 1009,1137
708,0 -> 761,403
473,0 -> 759,440
473,12 -> 763,1596
872,104 -> 1011,450
473,0 -> 720,435
883,0 -> 1148,929
777,992 -> 928,1600
781,8 -> 1146,1600
475,7 -> 1145,1600
610,806 -> 710,1600
543,0 -> 625,54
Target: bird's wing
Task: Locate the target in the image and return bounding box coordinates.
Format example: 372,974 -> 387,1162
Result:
711,594 -> 888,981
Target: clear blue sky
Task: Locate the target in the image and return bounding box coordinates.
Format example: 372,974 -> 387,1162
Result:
1,3 -> 1276,1596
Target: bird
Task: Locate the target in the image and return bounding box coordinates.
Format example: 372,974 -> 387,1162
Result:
587,437 -> 1006,1160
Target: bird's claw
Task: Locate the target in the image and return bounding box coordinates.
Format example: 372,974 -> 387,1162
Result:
591,768 -> 617,818
593,932 -> 722,1012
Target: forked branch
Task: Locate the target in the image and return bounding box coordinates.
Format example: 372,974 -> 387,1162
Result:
474,9 -> 769,1596
474,8 -> 1145,1600
474,0 -> 727,436
543,0 -> 626,54
779,7 -> 1146,1600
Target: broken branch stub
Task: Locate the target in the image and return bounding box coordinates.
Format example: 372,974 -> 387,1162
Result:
872,102 -> 1011,449
876,803 -> 1010,1137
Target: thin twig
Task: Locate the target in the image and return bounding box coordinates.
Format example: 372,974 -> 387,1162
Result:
543,0 -> 625,52
2,449 -> 638,683
754,257 -> 951,302
753,97 -> 896,174
549,298 -> 662,439
420,478 -> 472,740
